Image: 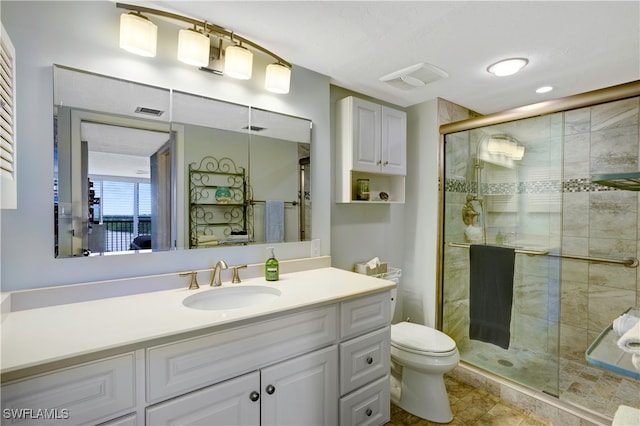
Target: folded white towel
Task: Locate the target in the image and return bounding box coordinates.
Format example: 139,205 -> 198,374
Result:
613,313 -> 640,336
612,405 -> 640,426
617,320 -> 640,355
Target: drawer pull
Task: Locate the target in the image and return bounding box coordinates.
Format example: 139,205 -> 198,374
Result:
249,391 -> 260,402
366,356 -> 373,364
366,408 -> 373,416
266,384 -> 276,395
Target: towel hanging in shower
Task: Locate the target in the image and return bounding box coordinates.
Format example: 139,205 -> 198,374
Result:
469,244 -> 515,349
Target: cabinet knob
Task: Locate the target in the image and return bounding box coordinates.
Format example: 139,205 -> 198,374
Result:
376,160 -> 382,165
366,356 -> 373,364
266,384 -> 276,395
384,161 -> 389,166
249,391 -> 260,402
366,408 -> 373,417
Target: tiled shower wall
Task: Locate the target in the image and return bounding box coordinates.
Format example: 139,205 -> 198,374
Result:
560,96 -> 640,363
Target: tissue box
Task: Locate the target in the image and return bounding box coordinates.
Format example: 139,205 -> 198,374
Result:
354,261 -> 388,276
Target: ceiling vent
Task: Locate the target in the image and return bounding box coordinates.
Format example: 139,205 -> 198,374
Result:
379,63 -> 448,90
135,106 -> 164,116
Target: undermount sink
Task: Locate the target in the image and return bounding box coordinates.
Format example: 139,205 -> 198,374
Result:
183,285 -> 282,311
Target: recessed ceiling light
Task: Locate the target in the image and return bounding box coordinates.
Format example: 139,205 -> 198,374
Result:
536,86 -> 554,94
487,58 -> 528,77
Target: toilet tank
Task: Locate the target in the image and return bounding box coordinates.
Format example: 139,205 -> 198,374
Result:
382,268 -> 401,317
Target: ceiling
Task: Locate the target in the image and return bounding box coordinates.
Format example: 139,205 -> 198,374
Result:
152,1 -> 640,114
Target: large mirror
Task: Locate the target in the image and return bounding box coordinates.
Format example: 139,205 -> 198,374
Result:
53,65 -> 312,258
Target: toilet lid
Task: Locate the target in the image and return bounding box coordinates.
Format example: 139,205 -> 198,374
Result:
391,322 -> 456,353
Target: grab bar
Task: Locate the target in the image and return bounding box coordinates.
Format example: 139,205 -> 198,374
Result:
447,242 -> 639,268
447,242 -> 548,256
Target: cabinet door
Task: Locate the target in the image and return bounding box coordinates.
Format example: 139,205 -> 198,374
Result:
381,107 -> 406,175
351,98 -> 382,173
261,346 -> 339,426
1,353 -> 136,426
145,371 -> 260,426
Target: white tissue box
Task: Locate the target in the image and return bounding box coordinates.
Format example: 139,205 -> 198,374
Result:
354,261 -> 388,276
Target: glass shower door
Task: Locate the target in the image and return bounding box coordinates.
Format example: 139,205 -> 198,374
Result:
441,112 -> 563,396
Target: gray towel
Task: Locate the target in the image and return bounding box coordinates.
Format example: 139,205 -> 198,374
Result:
265,200 -> 284,243
469,244 -> 515,349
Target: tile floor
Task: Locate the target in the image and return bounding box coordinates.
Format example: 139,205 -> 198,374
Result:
386,375 -> 553,426
559,358 -> 640,418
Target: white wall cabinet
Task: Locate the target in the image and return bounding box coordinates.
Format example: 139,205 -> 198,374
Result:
336,96 -> 407,203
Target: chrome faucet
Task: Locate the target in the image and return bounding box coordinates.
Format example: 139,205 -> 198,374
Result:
210,260 -> 229,286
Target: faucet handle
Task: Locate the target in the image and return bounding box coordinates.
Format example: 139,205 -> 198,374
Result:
179,271 -> 200,290
230,264 -> 248,283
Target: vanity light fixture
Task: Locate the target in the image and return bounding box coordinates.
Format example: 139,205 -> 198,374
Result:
486,58 -> 528,77
116,2 -> 292,93
119,12 -> 157,57
177,27 -> 210,67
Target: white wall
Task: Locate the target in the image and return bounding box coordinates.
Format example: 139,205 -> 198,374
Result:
403,99 -> 440,327
0,1 -> 331,291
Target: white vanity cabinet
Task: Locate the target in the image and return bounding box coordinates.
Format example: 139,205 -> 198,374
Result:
336,96 -> 406,203
1,283 -> 394,426
145,345 -> 339,426
339,291 -> 392,425
146,371 -> 261,425
1,353 -> 137,426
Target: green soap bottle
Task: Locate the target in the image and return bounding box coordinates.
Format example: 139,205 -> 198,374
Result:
265,247 -> 279,281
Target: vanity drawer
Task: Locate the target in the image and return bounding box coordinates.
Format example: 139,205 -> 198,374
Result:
340,291 -> 391,340
147,305 -> 338,403
340,326 -> 390,395
1,353 -> 136,426
339,375 -> 390,426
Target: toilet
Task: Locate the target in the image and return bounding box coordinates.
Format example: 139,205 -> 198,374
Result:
390,289 -> 459,423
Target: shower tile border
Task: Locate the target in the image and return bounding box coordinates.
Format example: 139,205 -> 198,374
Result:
445,177 -> 622,195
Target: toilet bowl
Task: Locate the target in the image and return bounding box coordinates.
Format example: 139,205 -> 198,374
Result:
390,321 -> 459,423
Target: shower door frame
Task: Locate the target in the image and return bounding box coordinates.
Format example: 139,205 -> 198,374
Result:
435,80 -> 640,331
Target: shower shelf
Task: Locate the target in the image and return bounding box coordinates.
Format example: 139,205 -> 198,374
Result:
586,307 -> 640,380
591,172 -> 640,191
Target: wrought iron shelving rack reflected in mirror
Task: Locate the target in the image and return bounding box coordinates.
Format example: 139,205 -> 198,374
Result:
189,156 -> 252,248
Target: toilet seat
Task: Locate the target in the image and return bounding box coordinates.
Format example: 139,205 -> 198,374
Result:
391,322 -> 457,357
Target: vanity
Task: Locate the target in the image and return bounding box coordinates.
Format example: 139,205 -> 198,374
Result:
1,263 -> 395,426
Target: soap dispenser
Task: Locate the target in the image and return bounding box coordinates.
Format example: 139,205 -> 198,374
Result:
265,247 -> 279,281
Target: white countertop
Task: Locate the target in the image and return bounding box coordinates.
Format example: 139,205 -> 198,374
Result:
1,267 -> 395,381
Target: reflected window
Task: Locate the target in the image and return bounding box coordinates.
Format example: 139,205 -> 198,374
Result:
88,179 -> 151,252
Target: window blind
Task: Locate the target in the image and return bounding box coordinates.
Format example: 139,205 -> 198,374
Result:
0,24 -> 16,209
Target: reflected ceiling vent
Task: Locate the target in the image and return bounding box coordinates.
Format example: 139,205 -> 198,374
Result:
135,106 -> 164,116
379,62 -> 448,90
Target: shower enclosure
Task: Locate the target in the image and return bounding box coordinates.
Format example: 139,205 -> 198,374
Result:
439,82 -> 640,418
